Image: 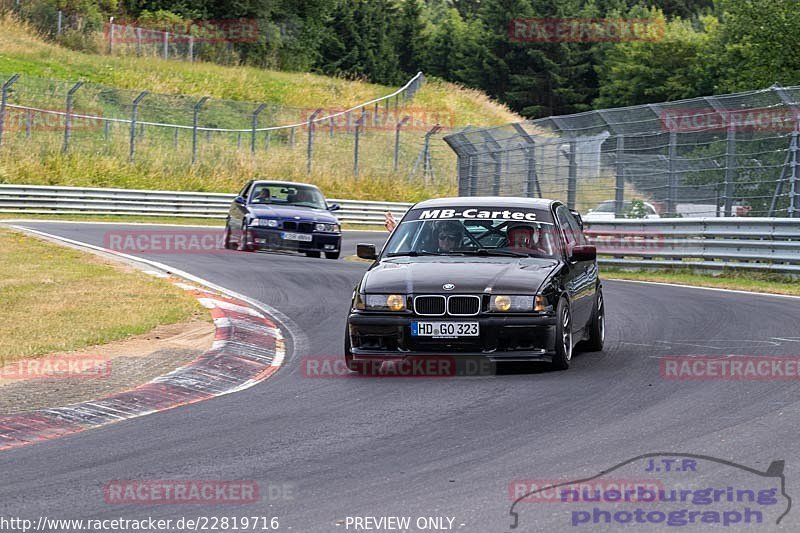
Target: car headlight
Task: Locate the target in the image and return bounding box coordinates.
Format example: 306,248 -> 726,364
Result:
355,294 -> 407,312
250,219 -> 278,227
315,223 -> 340,233
490,295 -> 548,312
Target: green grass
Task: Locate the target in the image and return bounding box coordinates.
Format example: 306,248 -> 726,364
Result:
0,14 -> 521,202
0,227 -> 206,365
603,267 -> 800,296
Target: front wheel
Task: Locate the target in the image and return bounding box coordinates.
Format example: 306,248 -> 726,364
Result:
223,220 -> 236,250
551,297 -> 573,370
584,290 -> 605,352
237,220 -> 253,252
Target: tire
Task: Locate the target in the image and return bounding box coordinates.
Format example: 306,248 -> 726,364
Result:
223,220 -> 236,250
305,251 -> 321,258
237,220 -> 252,252
325,251 -> 340,260
551,297 -> 573,371
584,289 -> 605,352
344,327 -> 369,374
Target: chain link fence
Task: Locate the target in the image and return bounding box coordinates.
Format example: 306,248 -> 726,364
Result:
444,84 -> 800,218
0,71 -> 459,188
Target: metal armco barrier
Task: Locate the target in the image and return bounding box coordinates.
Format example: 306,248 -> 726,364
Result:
0,184 -> 412,226
2,184 -> 799,272
585,218 -> 800,273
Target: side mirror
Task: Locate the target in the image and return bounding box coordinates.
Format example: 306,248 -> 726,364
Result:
571,244 -> 596,262
356,243 -> 378,261
328,203 -> 341,211
234,196 -> 246,205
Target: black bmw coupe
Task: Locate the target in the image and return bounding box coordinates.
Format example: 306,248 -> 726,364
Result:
346,197 -> 604,372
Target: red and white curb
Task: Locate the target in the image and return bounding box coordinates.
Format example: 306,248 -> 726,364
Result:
0,225 -> 301,452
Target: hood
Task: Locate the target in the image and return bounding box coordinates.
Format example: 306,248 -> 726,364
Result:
249,205 -> 338,223
361,256 -> 561,295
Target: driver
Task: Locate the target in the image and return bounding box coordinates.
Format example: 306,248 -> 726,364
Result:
254,188 -> 271,203
295,189 -> 313,204
506,222 -> 546,254
433,220 -> 464,253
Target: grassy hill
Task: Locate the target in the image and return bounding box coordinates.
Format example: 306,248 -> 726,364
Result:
0,16 -> 520,203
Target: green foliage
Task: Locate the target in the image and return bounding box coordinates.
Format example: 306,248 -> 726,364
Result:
12,0 -> 800,119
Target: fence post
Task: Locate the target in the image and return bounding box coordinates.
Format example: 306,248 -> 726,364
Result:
188,36 -> 194,62
789,127 -> 799,218
264,131 -> 270,151
394,116 -> 410,173
128,91 -> 147,163
57,10 -> 62,35
353,112 -> 366,176
251,103 -> 267,155
108,23 -> 115,54
0,74 -> 20,147
373,102 -> 379,128
136,27 -> 142,55
192,96 -> 209,164
307,108 -> 323,174
163,31 -> 169,59
723,123 -> 736,216
524,142 -> 539,198
26,109 -> 32,138
423,124 -> 443,181
173,127 -> 178,147
567,140 -> 577,210
667,131 -> 677,216
62,81 -> 84,154
614,135 -> 625,218
102,118 -> 109,142
289,127 -> 295,148
329,116 -> 335,138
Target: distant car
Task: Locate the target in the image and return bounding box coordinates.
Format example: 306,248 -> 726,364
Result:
583,200 -> 660,221
345,197 -> 604,373
223,180 -> 342,259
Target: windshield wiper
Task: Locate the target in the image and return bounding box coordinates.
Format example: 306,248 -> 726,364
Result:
386,251 -> 447,257
458,249 -> 529,258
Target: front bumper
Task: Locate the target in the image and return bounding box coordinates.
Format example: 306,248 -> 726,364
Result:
247,227 -> 341,253
347,313 -> 557,363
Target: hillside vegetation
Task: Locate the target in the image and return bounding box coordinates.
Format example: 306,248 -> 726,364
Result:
0,16 -> 520,202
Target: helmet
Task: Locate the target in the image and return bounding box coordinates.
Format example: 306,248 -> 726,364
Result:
506,222 -> 542,250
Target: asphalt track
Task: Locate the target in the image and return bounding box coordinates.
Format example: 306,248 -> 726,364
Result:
2,221 -> 800,532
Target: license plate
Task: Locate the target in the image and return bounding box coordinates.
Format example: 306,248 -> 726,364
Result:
281,232 -> 312,242
412,322 -> 479,338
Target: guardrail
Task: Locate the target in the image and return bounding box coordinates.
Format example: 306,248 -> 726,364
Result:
585,218 -> 800,273
0,184 -> 412,226
2,185 -> 799,272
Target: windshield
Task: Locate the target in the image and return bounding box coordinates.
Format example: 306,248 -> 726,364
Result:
249,183 -> 327,209
383,207 -> 558,259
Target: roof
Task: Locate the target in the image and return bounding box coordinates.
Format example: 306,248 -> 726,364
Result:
412,196 -> 557,210
251,180 -> 321,190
